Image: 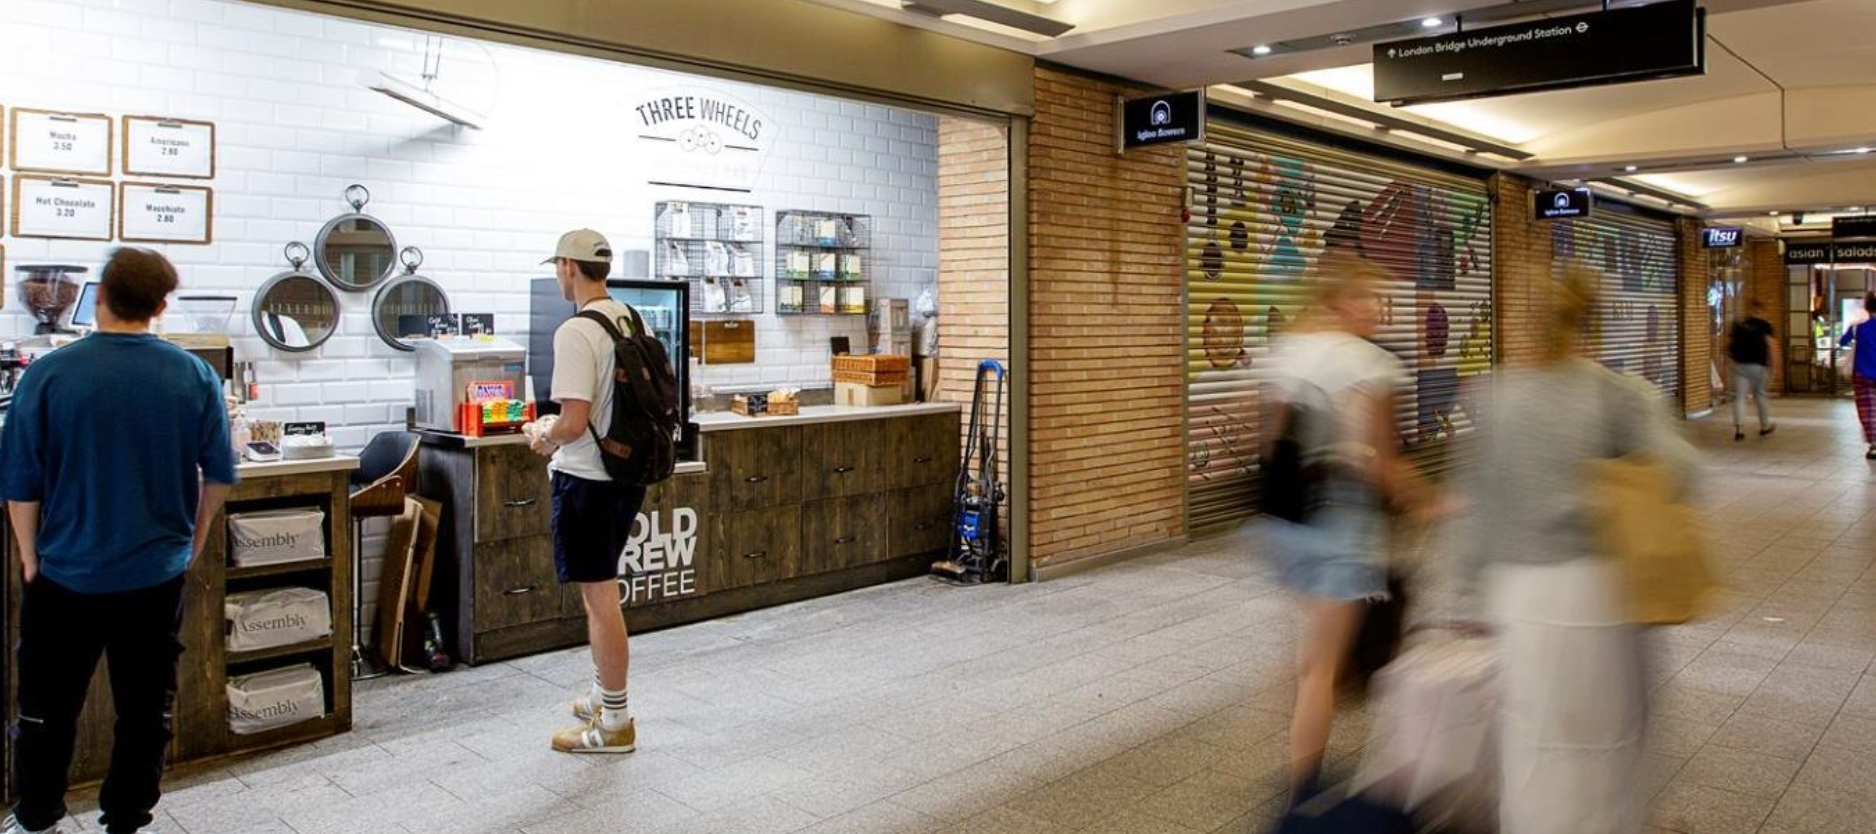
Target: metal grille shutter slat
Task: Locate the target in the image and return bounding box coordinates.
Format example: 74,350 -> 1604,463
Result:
1186,121 -> 1494,531
1554,211 -> 1681,398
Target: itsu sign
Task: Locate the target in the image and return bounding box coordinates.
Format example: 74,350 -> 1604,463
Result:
632,88 -> 775,192
619,506 -> 699,604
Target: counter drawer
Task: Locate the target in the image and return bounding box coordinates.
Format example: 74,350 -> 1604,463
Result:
889,486 -> 953,560
474,444 -> 551,543
886,414 -> 961,491
800,495 -> 885,574
710,427 -> 802,512
800,421 -> 884,501
472,535 -> 562,632
710,506 -> 801,592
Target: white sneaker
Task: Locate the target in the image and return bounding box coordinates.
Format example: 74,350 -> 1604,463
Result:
2,813 -> 61,834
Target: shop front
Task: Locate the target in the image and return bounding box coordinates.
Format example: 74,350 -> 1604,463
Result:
1182,112 -> 1495,531
1782,239 -> 1876,395
0,0 -> 1026,794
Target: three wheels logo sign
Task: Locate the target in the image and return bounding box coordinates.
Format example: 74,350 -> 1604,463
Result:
633,87 -> 775,191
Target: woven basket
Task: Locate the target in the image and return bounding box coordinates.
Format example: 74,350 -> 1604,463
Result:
832,354 -> 911,386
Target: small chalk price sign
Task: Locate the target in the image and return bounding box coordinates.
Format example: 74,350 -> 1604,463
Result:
14,176 -> 115,241
120,183 -> 212,244
124,117 -> 216,179
11,109 -> 113,176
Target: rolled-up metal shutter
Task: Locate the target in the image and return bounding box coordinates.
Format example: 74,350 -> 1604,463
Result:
1185,120 -> 1494,531
1552,207 -> 1681,397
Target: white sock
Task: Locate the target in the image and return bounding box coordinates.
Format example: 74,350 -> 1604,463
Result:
598,684 -> 631,731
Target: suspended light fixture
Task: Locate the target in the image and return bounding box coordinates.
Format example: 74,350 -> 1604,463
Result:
364,35 -> 486,129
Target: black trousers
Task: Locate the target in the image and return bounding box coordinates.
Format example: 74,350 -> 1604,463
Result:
10,574 -> 186,834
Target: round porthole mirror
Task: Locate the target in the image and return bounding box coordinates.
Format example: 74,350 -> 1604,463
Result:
372,246 -> 452,351
314,184 -> 397,291
253,242 -> 341,353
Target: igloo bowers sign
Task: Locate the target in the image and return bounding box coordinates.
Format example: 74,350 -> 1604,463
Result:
632,89 -> 774,192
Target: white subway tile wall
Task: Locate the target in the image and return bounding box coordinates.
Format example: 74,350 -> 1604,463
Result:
0,0 -> 938,635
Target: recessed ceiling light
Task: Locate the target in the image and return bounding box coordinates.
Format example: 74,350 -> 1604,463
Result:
1252,44 -> 1273,55
1734,155 -> 1750,163
1769,211 -> 1780,216
1849,206 -> 1864,211
1422,17 -> 1442,27
1857,147 -> 1873,154
1624,165 -> 1638,172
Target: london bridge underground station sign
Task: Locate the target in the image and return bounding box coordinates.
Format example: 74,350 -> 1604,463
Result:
1373,0 -> 1705,106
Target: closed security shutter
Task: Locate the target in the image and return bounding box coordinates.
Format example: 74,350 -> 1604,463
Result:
1553,208 -> 1680,397
1185,120 -> 1493,531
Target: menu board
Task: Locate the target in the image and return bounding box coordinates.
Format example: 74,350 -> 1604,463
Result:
123,116 -> 215,179
11,109 -> 113,176
13,176 -> 114,241
119,182 -> 212,244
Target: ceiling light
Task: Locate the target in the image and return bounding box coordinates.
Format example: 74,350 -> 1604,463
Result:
1252,44 -> 1273,55
1849,206 -> 1864,212
364,70 -> 484,129
1624,165 -> 1638,172
1733,155 -> 1749,163
1421,17 -> 1442,27
1769,211 -> 1780,216
1858,147 -> 1873,154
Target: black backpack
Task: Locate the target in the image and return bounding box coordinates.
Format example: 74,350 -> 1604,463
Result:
575,308 -> 680,487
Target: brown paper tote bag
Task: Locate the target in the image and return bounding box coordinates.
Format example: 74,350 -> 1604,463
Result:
1583,453 -> 1716,625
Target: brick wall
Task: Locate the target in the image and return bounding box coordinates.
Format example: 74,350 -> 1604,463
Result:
935,115 -> 1010,510
1746,238 -> 1788,392
1679,218 -> 1713,415
1026,67 -> 1186,569
1489,174 -> 1553,368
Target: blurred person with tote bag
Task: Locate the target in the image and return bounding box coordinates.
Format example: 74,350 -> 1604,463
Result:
1458,268 -> 1702,834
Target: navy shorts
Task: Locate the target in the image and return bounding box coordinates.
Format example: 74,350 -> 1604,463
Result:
550,471 -> 647,584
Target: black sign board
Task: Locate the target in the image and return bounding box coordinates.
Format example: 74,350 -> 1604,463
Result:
1702,227 -> 1743,248
1832,215 -> 1876,240
1778,240 -> 1876,265
462,313 -> 495,336
283,421 -> 327,437
1118,90 -> 1205,151
1836,241 -> 1876,263
1534,187 -> 1592,220
1373,0 -> 1705,106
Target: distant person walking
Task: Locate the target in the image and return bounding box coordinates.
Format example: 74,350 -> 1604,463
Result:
1726,299 -> 1777,441
1843,291 -> 1876,459
1,249 -> 239,834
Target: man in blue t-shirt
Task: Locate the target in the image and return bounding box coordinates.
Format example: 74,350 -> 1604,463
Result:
1,248 -> 238,834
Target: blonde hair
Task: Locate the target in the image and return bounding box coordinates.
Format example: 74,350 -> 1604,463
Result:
1309,257 -> 1385,308
1549,265 -> 1602,359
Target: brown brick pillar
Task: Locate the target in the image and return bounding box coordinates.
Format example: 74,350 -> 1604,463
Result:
1026,66 -> 1186,572
1489,173 -> 1554,369
1678,218 -> 1713,415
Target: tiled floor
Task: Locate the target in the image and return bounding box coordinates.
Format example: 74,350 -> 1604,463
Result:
43,398 -> 1876,834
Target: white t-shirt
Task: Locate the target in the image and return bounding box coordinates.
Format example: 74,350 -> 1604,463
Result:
1272,329 -> 1404,449
549,298 -> 636,482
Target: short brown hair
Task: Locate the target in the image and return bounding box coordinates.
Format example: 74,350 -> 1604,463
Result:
101,247 -> 178,322
565,258 -> 610,283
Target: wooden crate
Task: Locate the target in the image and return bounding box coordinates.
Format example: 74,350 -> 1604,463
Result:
832,354 -> 910,386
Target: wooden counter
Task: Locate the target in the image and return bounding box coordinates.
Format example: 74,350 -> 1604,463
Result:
420,404 -> 961,664
3,457 -> 357,803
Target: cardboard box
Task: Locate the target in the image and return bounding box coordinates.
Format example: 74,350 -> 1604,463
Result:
835,381 -> 903,407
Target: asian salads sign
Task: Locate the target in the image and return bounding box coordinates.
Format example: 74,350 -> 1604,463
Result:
632,89 -> 775,192
1373,0 -> 1705,105
1118,90 -> 1205,152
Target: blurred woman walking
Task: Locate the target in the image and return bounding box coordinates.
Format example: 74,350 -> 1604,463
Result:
1459,268 -> 1700,834
1841,291 -> 1876,459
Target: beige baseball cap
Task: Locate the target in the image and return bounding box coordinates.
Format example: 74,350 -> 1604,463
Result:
542,229 -> 612,264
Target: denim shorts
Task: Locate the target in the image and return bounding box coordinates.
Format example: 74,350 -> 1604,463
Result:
1261,503 -> 1390,603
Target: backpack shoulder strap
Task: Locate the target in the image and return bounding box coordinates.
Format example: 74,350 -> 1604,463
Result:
575,309 -> 626,345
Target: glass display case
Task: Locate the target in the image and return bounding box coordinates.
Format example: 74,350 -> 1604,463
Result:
527,277 -> 694,459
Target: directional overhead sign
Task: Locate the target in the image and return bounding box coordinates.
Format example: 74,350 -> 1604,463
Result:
1373,0 -> 1705,106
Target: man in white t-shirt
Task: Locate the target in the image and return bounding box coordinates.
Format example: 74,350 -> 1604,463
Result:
523,229 -> 644,754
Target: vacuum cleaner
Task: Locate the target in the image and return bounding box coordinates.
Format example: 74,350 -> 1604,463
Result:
932,359 -> 1008,585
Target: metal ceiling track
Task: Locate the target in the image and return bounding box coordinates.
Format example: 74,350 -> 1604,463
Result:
899,0 -> 1074,36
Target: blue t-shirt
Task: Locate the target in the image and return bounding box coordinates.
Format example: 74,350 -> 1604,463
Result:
1844,320 -> 1876,380
0,332 -> 239,593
